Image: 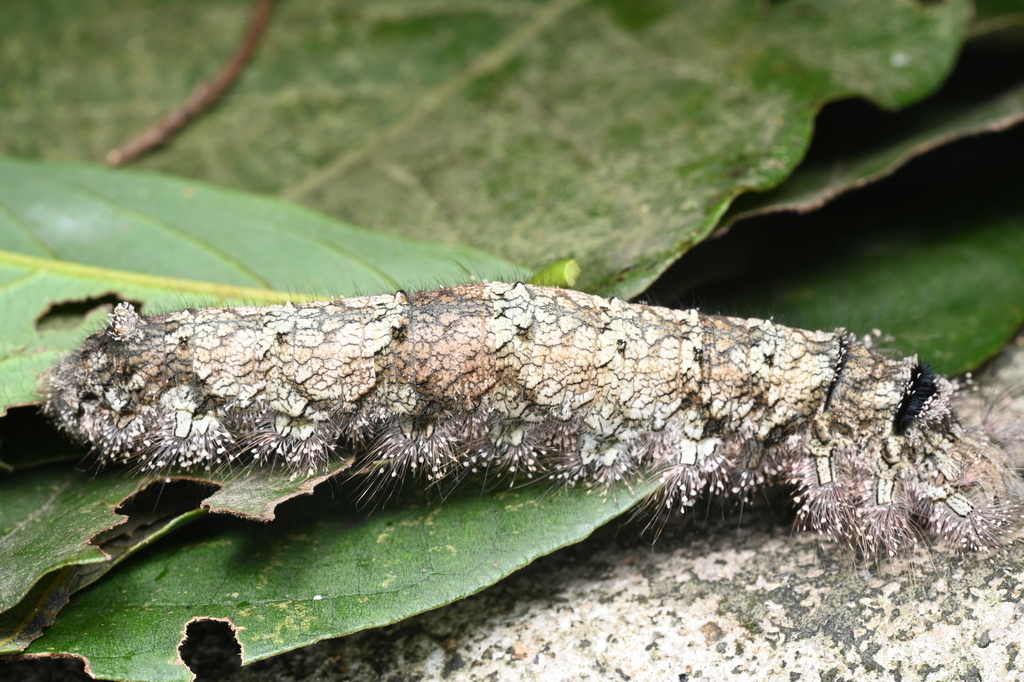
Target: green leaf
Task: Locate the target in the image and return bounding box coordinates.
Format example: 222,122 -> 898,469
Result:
0,466 -> 168,623
721,45 -> 1024,229
200,461 -> 355,522
684,128 -> 1024,376
0,0 -> 971,296
0,453 -> 355,655
20,482 -> 653,681
0,156 -> 520,413
0,500 -> 208,657
0,567 -> 75,655
0,156 -> 520,293
973,0 -> 1024,29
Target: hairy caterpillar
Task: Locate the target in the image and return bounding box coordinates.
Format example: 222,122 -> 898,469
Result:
42,282 -> 1022,555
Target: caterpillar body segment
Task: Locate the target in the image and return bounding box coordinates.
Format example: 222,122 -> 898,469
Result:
43,283 -> 1022,554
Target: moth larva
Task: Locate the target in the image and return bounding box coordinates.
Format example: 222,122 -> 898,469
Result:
42,283 -> 1022,554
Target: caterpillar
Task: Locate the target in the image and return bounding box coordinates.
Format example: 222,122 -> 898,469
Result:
42,282 -> 1022,555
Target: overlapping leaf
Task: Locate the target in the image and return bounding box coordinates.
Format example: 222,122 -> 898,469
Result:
0,466 -> 213,656
0,0 -> 972,296
685,123 -> 1024,376
721,35 -> 1024,229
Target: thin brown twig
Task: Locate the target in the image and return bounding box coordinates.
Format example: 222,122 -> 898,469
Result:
105,0 -> 275,167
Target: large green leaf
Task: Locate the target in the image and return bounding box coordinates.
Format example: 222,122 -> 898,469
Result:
0,0 -> 971,296
713,5 -> 1024,239
0,156 -> 520,413
0,156 -> 520,293
0,467 -> 127,616
20,481 -> 653,682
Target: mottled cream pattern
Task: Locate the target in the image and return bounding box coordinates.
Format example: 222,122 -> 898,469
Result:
43,283 -> 1021,554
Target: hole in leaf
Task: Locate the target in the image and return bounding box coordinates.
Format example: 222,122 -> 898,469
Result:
70,480 -> 221,599
179,619 -> 243,681
116,479 -> 220,517
35,293 -> 143,333
0,406 -> 88,471
0,655 -> 92,681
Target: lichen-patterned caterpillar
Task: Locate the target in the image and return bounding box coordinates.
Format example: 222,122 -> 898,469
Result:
43,282 -> 1022,554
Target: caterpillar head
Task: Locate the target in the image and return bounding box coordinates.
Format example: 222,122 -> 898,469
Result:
798,358 -> 1023,555
42,303 -> 151,455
